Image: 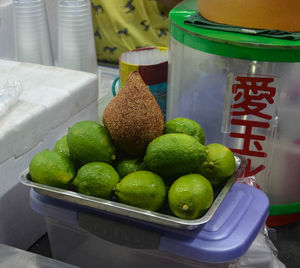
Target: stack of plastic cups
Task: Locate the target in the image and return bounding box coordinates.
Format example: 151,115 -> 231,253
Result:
56,0 -> 98,74
13,0 -> 53,66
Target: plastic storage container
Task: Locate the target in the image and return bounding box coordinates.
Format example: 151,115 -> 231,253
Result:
167,0 -> 300,217
29,182 -> 269,268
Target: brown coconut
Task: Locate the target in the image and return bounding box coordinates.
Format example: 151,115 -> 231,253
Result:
102,71 -> 164,157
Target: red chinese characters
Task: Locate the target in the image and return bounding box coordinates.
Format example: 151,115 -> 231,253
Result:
229,76 -> 276,177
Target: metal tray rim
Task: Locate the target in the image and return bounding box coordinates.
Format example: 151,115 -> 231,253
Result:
19,154 -> 246,230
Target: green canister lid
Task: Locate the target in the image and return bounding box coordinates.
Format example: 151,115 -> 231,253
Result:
170,0 -> 300,62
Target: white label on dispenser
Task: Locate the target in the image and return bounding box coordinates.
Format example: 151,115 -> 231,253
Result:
228,74 -> 278,178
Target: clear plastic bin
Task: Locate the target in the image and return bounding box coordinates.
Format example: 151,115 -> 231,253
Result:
29,181 -> 269,268
45,217 -> 221,268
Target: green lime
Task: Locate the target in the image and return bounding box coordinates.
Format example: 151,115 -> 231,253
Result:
144,133 -> 207,179
67,120 -> 116,165
164,117 -> 206,145
29,149 -> 75,188
115,158 -> 148,179
54,135 -> 71,160
198,143 -> 236,186
168,174 -> 214,220
73,162 -> 119,199
114,171 -> 166,211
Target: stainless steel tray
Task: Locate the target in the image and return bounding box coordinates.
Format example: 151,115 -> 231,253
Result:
19,155 -> 246,230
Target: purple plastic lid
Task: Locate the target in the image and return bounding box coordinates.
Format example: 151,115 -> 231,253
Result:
159,182 -> 269,263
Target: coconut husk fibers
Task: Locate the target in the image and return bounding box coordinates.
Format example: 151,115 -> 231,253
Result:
102,71 -> 164,157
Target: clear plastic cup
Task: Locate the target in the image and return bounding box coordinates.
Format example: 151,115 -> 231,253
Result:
14,9 -> 45,14
15,17 -> 48,30
59,36 -> 92,43
56,0 -> 97,74
14,0 -> 42,3
58,6 -> 90,12
13,0 -> 53,66
58,0 -> 89,8
14,8 -> 44,12
58,9 -> 90,14
14,3 -> 44,8
59,22 -> 91,28
58,12 -> 91,19
59,34 -> 92,40
59,22 -> 91,27
14,4 -> 44,11
58,8 -> 90,13
59,25 -> 92,32
58,32 -> 93,45
14,2 -> 43,8
58,19 -> 93,31
14,17 -> 46,24
59,26 -> 92,34
14,8 -> 44,14
58,15 -> 91,21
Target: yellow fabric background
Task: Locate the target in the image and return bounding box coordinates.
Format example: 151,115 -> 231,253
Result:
91,0 -> 170,63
